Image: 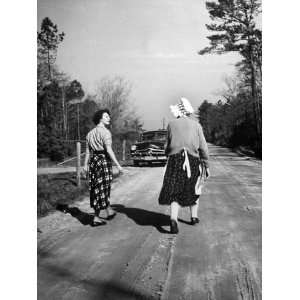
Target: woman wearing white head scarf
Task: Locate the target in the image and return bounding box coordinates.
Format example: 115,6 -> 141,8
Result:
158,97 -> 210,233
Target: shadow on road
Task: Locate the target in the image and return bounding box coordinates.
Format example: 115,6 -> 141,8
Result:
57,204 -> 192,231
56,204 -> 97,227
177,218 -> 192,225
111,204 -> 170,234
38,263 -> 154,300
123,161 -> 166,168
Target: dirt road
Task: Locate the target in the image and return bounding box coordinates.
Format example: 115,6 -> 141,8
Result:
38,145 -> 261,300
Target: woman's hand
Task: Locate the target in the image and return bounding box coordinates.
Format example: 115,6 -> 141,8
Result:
117,165 -> 129,175
83,164 -> 89,174
117,165 -> 124,174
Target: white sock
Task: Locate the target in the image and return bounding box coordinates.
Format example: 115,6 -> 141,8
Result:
190,198 -> 199,218
170,202 -> 179,221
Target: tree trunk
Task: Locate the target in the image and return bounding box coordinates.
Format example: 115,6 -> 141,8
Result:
61,87 -> 68,140
249,45 -> 261,155
47,48 -> 52,80
66,104 -> 68,140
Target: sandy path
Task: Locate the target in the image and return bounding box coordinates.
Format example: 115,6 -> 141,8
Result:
38,145 -> 261,300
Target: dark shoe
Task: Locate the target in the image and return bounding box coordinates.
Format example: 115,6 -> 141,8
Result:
191,217 -> 199,225
56,204 -> 69,214
170,219 -> 179,234
106,212 -> 117,220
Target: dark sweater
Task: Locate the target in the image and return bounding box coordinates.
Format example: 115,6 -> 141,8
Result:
165,116 -> 209,168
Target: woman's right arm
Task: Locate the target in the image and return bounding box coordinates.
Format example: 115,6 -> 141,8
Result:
164,124 -> 171,156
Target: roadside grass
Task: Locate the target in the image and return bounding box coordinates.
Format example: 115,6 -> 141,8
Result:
233,145 -> 258,158
37,173 -> 88,218
37,169 -> 125,218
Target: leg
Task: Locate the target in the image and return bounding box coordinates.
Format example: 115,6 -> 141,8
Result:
105,200 -> 117,220
190,198 -> 200,225
91,194 -> 107,225
93,209 -> 106,226
170,202 -> 180,234
170,201 -> 179,221
190,198 -> 199,218
102,169 -> 116,220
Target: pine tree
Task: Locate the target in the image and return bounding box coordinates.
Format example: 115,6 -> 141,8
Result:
38,17 -> 65,80
199,0 -> 261,155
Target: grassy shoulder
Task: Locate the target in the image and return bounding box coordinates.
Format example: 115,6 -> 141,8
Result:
37,173 -> 89,218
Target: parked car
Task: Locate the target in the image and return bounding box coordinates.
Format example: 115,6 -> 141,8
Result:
130,130 -> 167,166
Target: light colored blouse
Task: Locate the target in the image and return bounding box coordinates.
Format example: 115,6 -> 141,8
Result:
86,125 -> 112,152
165,116 -> 209,168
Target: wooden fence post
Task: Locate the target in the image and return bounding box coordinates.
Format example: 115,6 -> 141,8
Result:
76,141 -> 81,187
122,139 -> 126,161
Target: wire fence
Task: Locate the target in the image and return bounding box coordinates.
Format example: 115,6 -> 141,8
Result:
53,138 -> 134,168
55,140 -> 86,167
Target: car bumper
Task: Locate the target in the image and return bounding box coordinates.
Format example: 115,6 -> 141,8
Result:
132,156 -> 167,162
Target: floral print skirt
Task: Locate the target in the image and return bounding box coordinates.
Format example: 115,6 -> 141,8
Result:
158,150 -> 201,207
88,152 -> 112,213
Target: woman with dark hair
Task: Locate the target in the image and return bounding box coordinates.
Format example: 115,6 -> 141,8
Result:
83,109 -> 124,225
158,97 -> 210,234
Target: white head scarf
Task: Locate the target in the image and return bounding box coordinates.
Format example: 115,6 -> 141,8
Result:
170,97 -> 194,118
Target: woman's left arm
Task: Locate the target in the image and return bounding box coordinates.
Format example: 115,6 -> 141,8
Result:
103,129 -> 124,173
198,124 -> 210,178
106,145 -> 123,173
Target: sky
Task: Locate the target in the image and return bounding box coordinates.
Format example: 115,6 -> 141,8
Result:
38,0 -> 240,130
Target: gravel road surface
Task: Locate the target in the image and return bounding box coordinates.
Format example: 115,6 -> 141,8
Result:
38,144 -> 261,300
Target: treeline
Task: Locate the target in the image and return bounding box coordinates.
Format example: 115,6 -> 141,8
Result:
198,0 -> 262,157
37,18 -> 142,161
197,83 -> 261,155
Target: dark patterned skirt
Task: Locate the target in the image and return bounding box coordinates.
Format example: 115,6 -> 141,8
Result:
88,151 -> 113,213
158,150 -> 201,207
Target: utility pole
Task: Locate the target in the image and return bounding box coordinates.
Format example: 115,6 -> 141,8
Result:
162,117 -> 165,130
76,142 -> 81,187
77,103 -> 80,140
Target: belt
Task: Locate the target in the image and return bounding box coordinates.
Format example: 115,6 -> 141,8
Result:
92,150 -> 107,155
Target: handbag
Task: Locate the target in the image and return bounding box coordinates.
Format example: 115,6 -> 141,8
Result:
195,162 -> 206,195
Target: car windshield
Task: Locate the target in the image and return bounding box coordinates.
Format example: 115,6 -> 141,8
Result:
141,132 -> 166,141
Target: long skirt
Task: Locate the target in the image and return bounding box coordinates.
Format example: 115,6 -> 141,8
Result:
158,150 -> 201,207
88,152 -> 113,213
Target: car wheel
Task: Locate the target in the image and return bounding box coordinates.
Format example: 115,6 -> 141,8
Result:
133,160 -> 139,167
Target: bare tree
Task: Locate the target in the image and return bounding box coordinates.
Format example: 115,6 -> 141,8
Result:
94,76 -> 141,134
